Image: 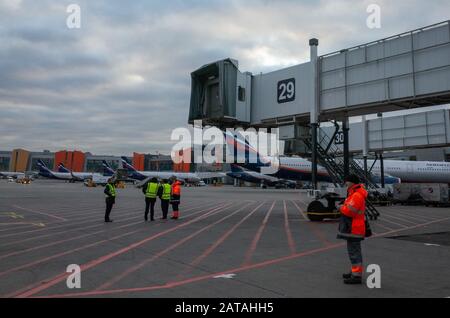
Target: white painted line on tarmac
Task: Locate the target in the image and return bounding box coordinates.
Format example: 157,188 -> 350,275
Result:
214,274 -> 236,279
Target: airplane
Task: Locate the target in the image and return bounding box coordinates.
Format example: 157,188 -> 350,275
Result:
57,163 -> 102,181
120,157 -> 224,184
227,164 -> 297,188
224,131 -> 431,185
120,157 -> 201,183
36,160 -> 84,182
0,171 -> 25,179
355,159 -> 450,184
57,162 -> 111,180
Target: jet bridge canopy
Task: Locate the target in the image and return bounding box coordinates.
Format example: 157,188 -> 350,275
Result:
189,58 -> 251,126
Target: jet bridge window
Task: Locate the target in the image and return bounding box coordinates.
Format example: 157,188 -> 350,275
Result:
238,86 -> 246,102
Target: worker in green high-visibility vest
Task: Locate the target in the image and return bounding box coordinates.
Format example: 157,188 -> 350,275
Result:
104,178 -> 117,223
142,177 -> 159,222
158,179 -> 171,220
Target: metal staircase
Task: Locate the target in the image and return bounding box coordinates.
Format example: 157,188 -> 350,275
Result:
302,124 -> 380,220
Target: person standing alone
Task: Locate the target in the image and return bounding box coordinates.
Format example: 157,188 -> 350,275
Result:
104,178 -> 116,223
337,174 -> 368,284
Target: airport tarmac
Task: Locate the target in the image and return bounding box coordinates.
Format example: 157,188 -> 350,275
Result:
0,180 -> 449,298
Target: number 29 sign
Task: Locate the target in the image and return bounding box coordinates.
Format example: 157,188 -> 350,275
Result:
277,78 -> 296,104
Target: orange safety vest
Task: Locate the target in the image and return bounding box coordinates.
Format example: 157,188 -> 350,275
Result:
339,184 -> 367,238
171,181 -> 181,196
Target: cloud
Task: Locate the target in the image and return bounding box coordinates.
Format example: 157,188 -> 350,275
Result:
0,0 -> 22,10
0,0 -> 448,155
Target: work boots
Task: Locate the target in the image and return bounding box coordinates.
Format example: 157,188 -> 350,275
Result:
343,275 -> 362,284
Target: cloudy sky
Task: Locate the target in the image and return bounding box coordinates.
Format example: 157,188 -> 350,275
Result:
0,0 -> 449,155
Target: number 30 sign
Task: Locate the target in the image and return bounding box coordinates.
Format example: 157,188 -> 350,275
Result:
277,78 -> 296,104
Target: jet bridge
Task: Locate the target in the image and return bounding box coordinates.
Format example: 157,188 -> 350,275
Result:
188,20 -> 450,194
189,21 -> 450,127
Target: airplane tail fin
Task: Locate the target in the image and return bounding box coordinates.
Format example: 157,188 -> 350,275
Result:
37,160 -> 48,168
36,160 -> 53,177
102,160 -> 115,176
224,131 -> 276,173
121,157 -> 137,172
57,163 -> 71,173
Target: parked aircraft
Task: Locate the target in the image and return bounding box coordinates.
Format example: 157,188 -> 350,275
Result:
120,157 -> 224,184
224,131 -> 433,184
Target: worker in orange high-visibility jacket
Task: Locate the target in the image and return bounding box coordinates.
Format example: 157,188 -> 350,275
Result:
170,176 -> 182,220
337,174 -> 367,285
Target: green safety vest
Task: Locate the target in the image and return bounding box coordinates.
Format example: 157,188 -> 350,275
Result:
106,184 -> 116,197
161,183 -> 171,200
146,182 -> 159,199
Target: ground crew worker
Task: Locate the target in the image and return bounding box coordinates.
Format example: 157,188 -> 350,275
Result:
170,176 -> 182,220
142,177 -> 159,222
104,178 -> 116,223
337,174 -> 367,284
159,179 -> 171,220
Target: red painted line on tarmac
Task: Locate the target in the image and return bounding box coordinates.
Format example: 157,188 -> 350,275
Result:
0,228 -> 145,280
379,216 -> 414,229
384,208 -> 437,222
242,202 -> 275,266
0,219 -> 145,261
291,201 -> 332,246
0,223 -> 41,226
291,200 -> 308,220
12,205 -> 67,222
36,215 -> 450,298
11,202 -> 233,298
370,221 -> 395,232
0,214 -> 102,240
38,242 -> 346,298
381,213 -> 418,226
283,200 -> 296,255
175,202 -> 266,281
1,201 -> 212,240
0,201 -> 213,247
0,224 -> 37,233
3,201 -> 220,296
0,200 -> 215,259
95,202 -> 253,291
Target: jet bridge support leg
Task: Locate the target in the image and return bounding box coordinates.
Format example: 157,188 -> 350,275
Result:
343,118 -> 350,180
380,153 -> 385,189
311,123 -> 318,190
363,157 -> 368,187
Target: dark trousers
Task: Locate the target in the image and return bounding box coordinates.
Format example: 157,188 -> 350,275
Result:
161,199 -> 169,219
145,198 -> 156,221
105,197 -> 115,221
347,240 -> 363,271
171,195 -> 180,212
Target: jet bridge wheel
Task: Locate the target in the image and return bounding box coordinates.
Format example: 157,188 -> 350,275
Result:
307,201 -> 328,222
307,200 -> 341,222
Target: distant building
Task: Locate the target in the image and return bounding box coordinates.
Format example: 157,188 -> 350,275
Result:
133,153 -> 173,172
85,154 -> 121,173
0,151 -> 11,171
